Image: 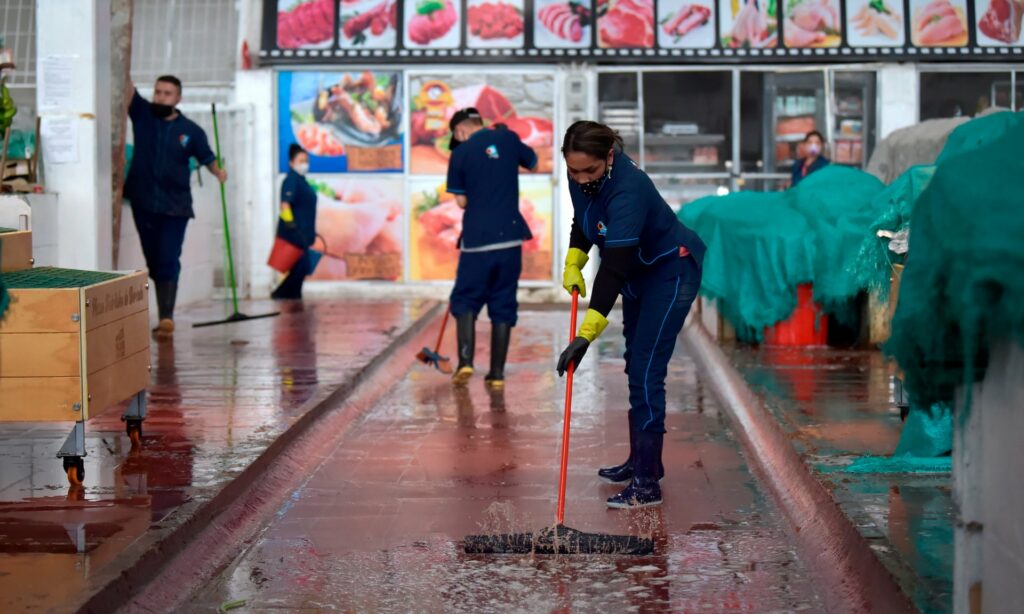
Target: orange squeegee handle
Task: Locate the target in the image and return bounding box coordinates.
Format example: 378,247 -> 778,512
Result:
556,289 -> 579,526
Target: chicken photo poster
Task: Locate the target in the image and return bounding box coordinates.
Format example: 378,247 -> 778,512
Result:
720,0 -> 779,47
341,0 -> 399,49
408,73 -> 555,175
408,176 -> 553,281
305,176 -> 405,281
974,0 -> 1023,45
535,0 -> 594,47
278,71 -> 404,173
784,0 -> 843,47
847,0 -> 905,46
405,0 -> 462,48
658,0 -> 715,48
910,0 -> 969,45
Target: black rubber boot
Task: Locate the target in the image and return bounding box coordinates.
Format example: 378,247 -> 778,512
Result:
452,313 -> 476,385
598,413 -> 636,483
155,281 -> 178,321
607,431 -> 663,509
484,322 -> 512,388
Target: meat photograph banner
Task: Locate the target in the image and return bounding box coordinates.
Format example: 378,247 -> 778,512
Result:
408,176 -> 553,281
305,176 -> 405,281
278,71 -> 404,173
408,72 -> 555,175
261,0 -> 1023,61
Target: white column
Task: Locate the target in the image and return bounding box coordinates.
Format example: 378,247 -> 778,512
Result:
877,64 -> 919,140
36,0 -> 113,271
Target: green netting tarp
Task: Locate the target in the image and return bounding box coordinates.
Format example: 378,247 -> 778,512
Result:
680,165 -> 885,340
936,110 -> 1023,163
851,165 -> 937,301
885,112 -> 1024,407
0,267 -> 123,289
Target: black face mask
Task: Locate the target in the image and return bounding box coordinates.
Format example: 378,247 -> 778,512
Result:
151,102 -> 175,118
575,162 -> 612,197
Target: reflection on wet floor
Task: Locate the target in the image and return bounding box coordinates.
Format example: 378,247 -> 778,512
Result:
726,343 -> 954,613
0,299 -> 431,612
189,314 -> 824,612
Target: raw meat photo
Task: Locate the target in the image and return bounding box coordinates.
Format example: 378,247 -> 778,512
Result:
536,0 -> 593,47
977,0 -> 1024,45
405,0 -> 461,47
598,0 -> 655,48
719,0 -> 778,48
340,0 -> 398,48
848,0 -> 904,46
784,0 -> 842,48
409,177 -> 552,281
311,72 -> 402,145
277,0 -> 335,49
306,178 -> 404,281
468,0 -> 525,47
910,0 -> 968,46
658,0 -> 714,48
409,74 -> 555,175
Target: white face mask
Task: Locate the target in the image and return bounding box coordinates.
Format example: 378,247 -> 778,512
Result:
806,143 -> 822,157
293,162 -> 310,176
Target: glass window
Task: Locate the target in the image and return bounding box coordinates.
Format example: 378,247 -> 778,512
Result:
739,72 -> 766,174
765,71 -> 826,174
831,71 -> 876,169
652,176 -> 730,211
598,73 -> 640,160
641,71 -> 732,174
919,71 -> 1012,120
1014,71 -> 1022,112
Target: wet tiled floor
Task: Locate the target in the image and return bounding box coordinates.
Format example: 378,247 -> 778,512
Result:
189,313 -> 824,613
726,344 -> 954,613
0,299 -> 431,612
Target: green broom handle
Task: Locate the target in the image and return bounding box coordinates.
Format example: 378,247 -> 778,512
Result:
211,103 -> 240,314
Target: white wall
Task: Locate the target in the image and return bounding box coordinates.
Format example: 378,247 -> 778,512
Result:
878,64 -> 919,140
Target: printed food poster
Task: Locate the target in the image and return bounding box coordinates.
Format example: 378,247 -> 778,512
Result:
306,176 -> 405,281
975,0 -> 1024,45
784,0 -> 842,47
910,0 -> 969,46
409,73 -> 555,175
340,0 -> 398,49
404,0 -> 462,48
535,0 -> 593,47
467,0 -> 526,48
279,71 -> 403,173
277,0 -> 336,49
657,0 -> 715,48
408,176 -> 553,281
598,0 -> 656,47
719,0 -> 778,47
847,0 -> 905,46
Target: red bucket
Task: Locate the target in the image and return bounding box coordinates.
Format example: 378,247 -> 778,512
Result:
267,237 -> 304,273
763,284 -> 828,346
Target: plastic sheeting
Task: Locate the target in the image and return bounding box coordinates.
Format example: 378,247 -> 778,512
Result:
885,111 -> 1024,408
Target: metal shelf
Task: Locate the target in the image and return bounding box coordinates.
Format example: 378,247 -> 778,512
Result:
644,134 -> 726,146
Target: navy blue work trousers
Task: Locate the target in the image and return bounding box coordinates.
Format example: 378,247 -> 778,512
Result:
450,246 -> 522,326
132,206 -> 189,283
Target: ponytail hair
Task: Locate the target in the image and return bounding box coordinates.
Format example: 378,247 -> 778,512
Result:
561,121 -> 623,159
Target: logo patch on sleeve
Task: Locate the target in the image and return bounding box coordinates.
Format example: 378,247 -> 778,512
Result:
179,134 -> 190,148
597,221 -> 607,237
485,145 -> 499,159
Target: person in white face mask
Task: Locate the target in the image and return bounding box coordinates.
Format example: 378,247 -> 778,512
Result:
272,144 -> 318,300
791,130 -> 830,187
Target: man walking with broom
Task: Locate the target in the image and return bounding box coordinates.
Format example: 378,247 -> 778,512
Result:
124,75 -> 227,340
446,109 -> 537,387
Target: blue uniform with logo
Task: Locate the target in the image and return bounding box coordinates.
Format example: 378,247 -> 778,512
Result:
272,170 -> 319,299
446,127 -> 537,325
125,90 -> 217,282
568,151 -> 706,433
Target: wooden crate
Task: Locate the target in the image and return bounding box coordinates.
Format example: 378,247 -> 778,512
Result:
0,270 -> 150,422
0,230 -> 33,272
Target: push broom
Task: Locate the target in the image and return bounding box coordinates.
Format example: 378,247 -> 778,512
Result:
194,103 -> 279,328
463,289 -> 654,555
416,306 -> 453,373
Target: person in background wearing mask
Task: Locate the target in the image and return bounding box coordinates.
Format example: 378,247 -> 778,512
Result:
558,120 -> 705,509
446,107 -> 538,388
124,75 -> 227,340
271,144 -> 317,300
790,130 -> 830,187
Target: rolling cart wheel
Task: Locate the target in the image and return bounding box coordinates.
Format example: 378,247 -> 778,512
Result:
126,421 -> 143,448
63,456 -> 85,486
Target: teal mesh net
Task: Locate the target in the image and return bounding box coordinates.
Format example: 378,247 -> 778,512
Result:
885,111 -> 1024,407
0,267 -> 123,289
679,165 -> 885,340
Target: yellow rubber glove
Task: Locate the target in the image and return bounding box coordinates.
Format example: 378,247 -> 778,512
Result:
280,204 -> 295,223
578,308 -> 609,342
562,247 -> 589,298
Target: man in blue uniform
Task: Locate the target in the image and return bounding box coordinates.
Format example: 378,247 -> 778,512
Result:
125,75 -> 227,340
446,108 -> 538,387
556,121 -> 705,509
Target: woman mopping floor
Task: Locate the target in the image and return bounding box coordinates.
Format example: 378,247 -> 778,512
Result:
557,121 -> 706,509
